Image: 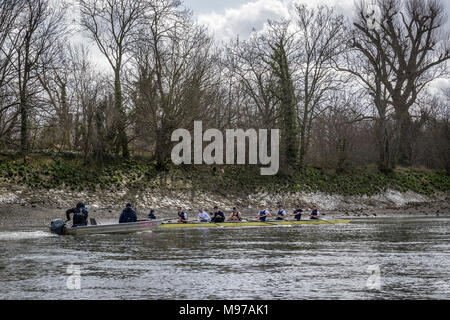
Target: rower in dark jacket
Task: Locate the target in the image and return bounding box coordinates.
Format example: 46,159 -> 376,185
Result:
291,205 -> 304,221
310,205 -> 320,220
148,209 -> 157,220
211,206 -> 225,223
119,203 -> 137,223
66,202 -> 89,227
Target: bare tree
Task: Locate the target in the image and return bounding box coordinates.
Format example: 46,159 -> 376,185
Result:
0,0 -> 23,147
37,44 -> 73,151
352,0 -> 450,166
293,4 -> 347,169
7,0 -> 66,156
338,3 -> 396,172
79,0 -> 146,159
130,0 -> 216,167
69,45 -> 107,162
225,34 -> 279,131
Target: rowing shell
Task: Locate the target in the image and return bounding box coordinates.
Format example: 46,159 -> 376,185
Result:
158,219 -> 351,229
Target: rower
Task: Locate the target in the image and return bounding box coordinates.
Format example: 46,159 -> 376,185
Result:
66,202 -> 89,227
291,205 -> 304,221
119,203 -> 137,223
227,207 -> 242,221
310,205 -> 320,220
276,204 -> 288,220
177,207 -> 188,224
148,209 -> 157,220
256,204 -> 271,222
197,208 -> 211,222
211,206 -> 225,223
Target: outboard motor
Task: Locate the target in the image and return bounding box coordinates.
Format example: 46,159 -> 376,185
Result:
50,219 -> 66,235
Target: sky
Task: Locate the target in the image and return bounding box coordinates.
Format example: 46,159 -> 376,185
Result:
183,0 -> 450,43
182,0 -> 450,91
186,0 -> 355,42
73,0 -> 449,91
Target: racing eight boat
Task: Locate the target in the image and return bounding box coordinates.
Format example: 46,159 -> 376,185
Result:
158,219 -> 351,229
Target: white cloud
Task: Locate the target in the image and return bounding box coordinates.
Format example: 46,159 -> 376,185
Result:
198,0 -> 290,43
197,0 -> 449,92
198,0 -> 355,43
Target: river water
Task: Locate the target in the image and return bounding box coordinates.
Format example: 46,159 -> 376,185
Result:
0,217 -> 449,300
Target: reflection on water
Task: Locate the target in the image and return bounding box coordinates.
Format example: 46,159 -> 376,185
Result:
0,217 -> 449,299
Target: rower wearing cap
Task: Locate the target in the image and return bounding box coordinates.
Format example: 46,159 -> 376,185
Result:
276,204 -> 287,220
256,204 -> 271,222
177,207 -> 188,223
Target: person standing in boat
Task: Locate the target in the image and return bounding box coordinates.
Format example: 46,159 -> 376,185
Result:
197,208 -> 211,222
148,209 -> 157,220
256,204 -> 271,222
227,207 -> 242,221
66,202 -> 89,227
119,203 -> 137,223
211,206 -> 225,223
177,207 -> 188,223
310,205 -> 320,220
276,204 -> 288,220
291,205 -> 304,221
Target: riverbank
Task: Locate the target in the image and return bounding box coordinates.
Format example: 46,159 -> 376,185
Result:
0,153 -> 449,226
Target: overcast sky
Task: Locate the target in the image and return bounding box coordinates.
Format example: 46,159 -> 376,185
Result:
181,0 -> 449,91
183,0 -> 450,43
75,0 -> 449,91
187,0 -> 355,43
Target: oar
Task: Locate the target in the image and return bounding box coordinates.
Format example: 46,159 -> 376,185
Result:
249,218 -> 278,226
158,218 -> 180,224
317,218 -> 333,224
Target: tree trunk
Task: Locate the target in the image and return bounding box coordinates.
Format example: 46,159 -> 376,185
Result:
375,117 -> 392,172
298,125 -> 307,169
20,94 -> 27,156
114,69 -> 129,159
393,105 -> 413,167
155,127 -> 169,170
336,137 -> 347,172
60,83 -> 72,150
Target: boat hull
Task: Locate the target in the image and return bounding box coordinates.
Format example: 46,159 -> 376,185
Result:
63,221 -> 161,235
158,219 -> 351,229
